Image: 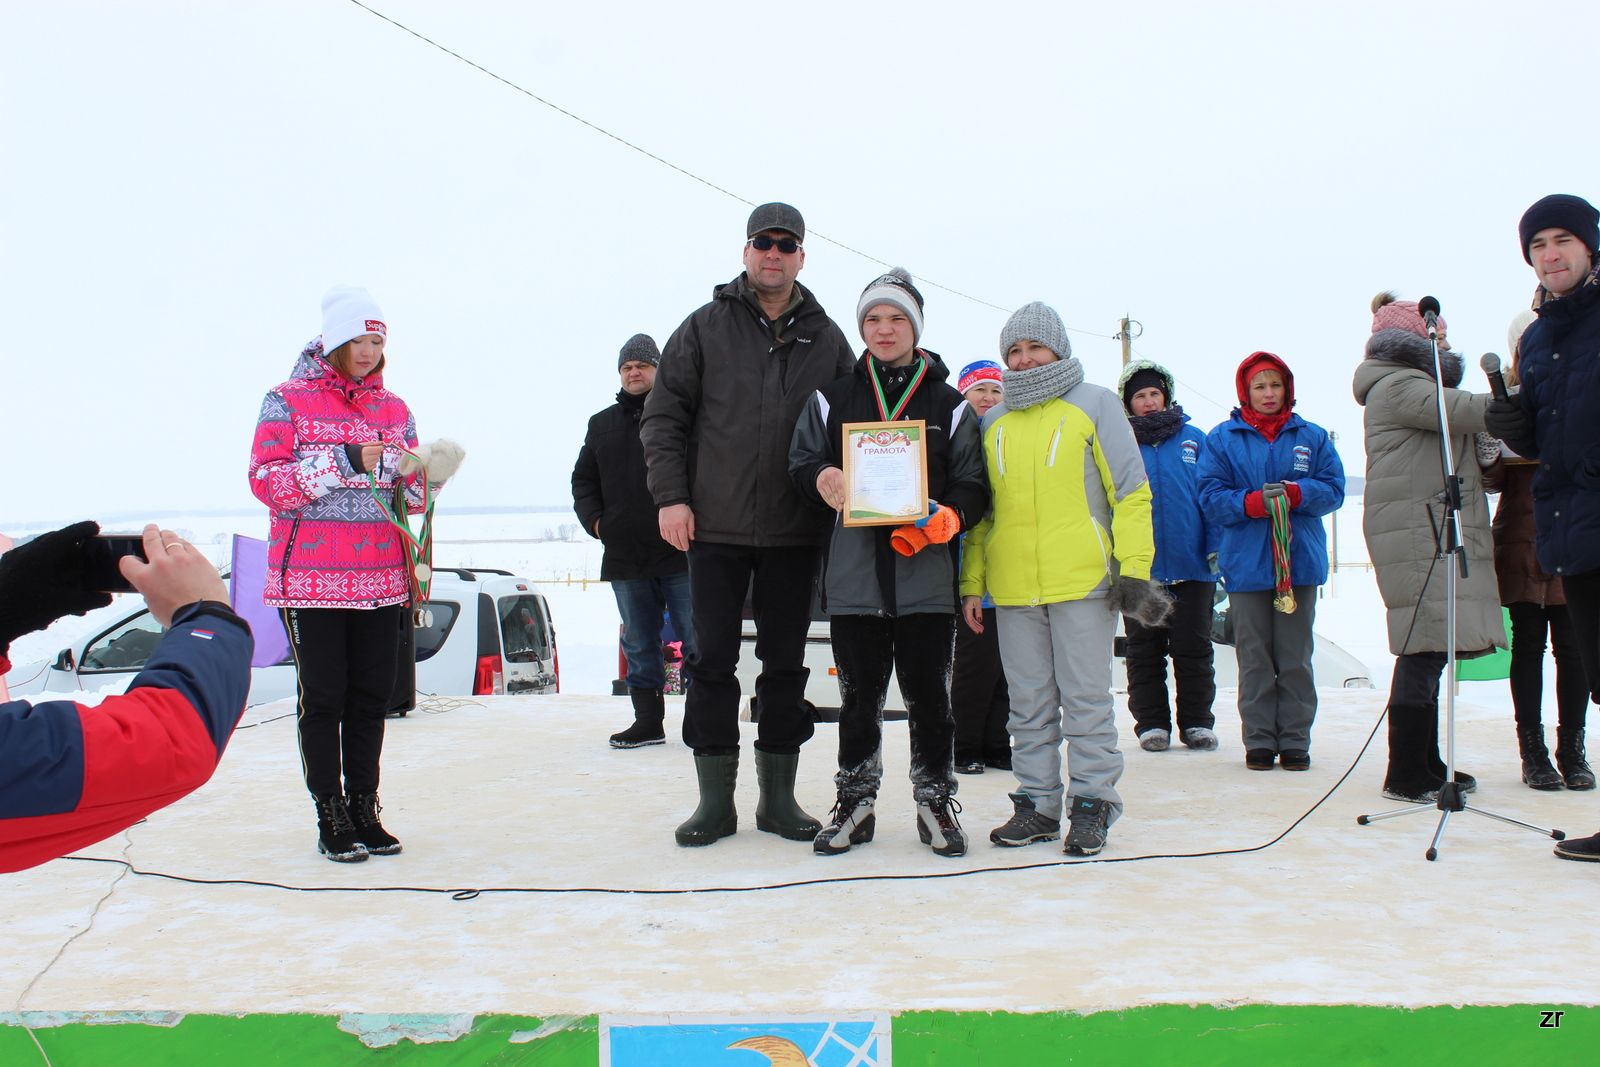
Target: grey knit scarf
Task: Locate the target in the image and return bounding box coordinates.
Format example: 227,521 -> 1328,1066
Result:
1001,357 -> 1085,410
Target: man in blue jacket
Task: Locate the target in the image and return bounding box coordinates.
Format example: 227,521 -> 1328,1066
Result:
1,522 -> 253,872
1486,193 -> 1600,861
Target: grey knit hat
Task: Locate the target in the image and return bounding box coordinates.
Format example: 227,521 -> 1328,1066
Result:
856,267 -> 925,344
746,202 -> 805,241
999,301 -> 1070,363
617,333 -> 661,370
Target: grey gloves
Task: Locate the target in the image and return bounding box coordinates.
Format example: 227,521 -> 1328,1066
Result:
1109,575 -> 1174,628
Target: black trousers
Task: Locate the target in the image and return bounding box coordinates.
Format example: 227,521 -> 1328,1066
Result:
1507,601 -> 1590,732
1123,580 -> 1217,734
830,613 -> 957,803
682,541 -> 819,755
284,604 -> 403,797
951,607 -> 1011,764
1543,566 -> 1600,707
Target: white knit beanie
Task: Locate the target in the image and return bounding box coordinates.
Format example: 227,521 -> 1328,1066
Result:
320,286 -> 386,355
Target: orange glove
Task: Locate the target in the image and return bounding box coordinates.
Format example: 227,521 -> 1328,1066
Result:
889,503 -> 961,557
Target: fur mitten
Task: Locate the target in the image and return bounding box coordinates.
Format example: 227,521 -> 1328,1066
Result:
1109,575 -> 1174,628
400,439 -> 466,483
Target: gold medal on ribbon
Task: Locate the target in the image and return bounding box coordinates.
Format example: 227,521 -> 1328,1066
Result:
1274,589 -> 1297,614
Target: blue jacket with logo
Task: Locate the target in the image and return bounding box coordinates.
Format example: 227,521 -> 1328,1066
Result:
1197,411 -> 1345,593
1139,416 -> 1219,584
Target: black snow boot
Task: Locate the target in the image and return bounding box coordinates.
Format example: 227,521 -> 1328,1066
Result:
754,749 -> 822,841
916,795 -> 967,858
346,791 -> 403,855
1556,727 -> 1596,791
1381,702 -> 1444,803
313,794 -> 368,863
610,687 -> 667,749
1517,726 -> 1564,791
675,753 -> 738,846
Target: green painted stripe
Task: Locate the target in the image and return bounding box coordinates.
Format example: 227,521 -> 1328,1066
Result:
2,1006 -> 1591,1065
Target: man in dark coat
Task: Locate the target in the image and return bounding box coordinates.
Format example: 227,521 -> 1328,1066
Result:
1485,192 -> 1600,861
640,202 -> 855,847
572,334 -> 692,749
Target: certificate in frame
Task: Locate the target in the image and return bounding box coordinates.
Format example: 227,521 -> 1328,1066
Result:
841,419 -> 930,527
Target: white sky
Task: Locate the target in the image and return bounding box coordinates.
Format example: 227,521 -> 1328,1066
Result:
4,0 -> 1594,525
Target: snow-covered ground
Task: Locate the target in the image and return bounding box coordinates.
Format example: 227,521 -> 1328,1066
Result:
5,503 -> 1596,1025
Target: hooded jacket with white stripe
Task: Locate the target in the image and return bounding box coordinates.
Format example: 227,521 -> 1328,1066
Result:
789,350 -> 989,615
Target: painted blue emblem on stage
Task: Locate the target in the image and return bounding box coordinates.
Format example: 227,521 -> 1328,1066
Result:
1292,444 -> 1311,472
601,1014 -> 890,1065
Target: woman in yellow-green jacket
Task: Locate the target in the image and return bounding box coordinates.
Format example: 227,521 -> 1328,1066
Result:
959,301 -> 1169,857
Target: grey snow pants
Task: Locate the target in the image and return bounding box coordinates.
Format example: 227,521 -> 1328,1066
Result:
996,598 -> 1124,824
1229,587 -> 1318,753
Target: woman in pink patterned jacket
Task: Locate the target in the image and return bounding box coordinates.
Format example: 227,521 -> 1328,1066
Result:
248,286 -> 461,863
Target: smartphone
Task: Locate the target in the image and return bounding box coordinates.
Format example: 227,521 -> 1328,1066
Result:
80,534 -> 147,594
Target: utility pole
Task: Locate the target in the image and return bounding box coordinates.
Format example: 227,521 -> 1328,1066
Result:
1114,315 -> 1141,367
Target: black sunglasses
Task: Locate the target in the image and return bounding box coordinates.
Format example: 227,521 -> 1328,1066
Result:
748,234 -> 801,254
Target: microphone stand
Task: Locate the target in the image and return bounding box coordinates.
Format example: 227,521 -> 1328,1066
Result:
1356,316 -> 1565,859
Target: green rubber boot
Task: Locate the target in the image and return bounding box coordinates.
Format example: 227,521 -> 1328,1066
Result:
675,753 -> 739,847
754,750 -> 822,841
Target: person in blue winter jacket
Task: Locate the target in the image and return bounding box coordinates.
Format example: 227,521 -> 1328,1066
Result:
1116,360 -> 1220,754
1198,352 -> 1345,771
0,522 -> 253,873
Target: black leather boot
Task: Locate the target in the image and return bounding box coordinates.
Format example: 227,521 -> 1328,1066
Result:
313,794 -> 368,862
754,749 -> 822,841
1382,702 -> 1444,802
675,753 -> 738,846
1556,727 -> 1596,791
610,687 -> 666,749
346,791 -> 403,854
1517,725 -> 1564,791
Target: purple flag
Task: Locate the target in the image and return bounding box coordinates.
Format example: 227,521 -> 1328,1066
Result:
230,535 -> 290,668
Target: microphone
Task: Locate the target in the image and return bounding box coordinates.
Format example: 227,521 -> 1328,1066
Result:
1418,295 -> 1441,339
1481,352 -> 1509,401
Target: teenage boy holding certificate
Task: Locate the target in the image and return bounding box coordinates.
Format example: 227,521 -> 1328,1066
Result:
789,269 -> 989,858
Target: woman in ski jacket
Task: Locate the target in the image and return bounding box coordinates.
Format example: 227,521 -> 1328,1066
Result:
1198,351 -> 1344,771
1115,359 -> 1219,755
247,287 -> 459,863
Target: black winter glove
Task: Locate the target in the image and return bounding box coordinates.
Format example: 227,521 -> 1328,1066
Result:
1484,398 -> 1535,454
0,520 -> 114,657
1109,575 -> 1174,629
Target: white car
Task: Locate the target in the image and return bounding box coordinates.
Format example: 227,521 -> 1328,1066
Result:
6,568 -> 558,710
740,589 -> 1372,721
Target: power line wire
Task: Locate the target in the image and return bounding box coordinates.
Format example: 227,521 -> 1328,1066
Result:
343,0 -> 1118,338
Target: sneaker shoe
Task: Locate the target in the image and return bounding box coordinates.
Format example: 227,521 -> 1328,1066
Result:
1280,750 -> 1311,771
346,791 -> 402,855
916,796 -> 967,858
609,721 -> 666,749
1554,830 -> 1600,862
313,794 -> 369,863
1138,728 -> 1171,752
989,792 -> 1060,847
1064,796 -> 1110,856
1180,727 -> 1219,751
1245,749 -> 1276,770
813,796 -> 875,856
955,758 -> 986,775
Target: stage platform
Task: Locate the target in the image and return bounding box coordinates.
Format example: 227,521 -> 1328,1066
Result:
3,689 -> 1595,1064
